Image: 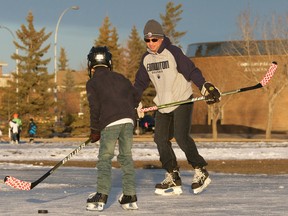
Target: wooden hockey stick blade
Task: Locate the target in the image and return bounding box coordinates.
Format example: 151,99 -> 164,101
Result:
140,61 -> 277,112
4,138 -> 91,191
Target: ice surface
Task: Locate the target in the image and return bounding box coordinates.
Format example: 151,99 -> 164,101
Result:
0,140 -> 287,215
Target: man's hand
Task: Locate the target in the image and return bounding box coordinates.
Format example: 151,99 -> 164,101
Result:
201,82 -> 221,104
90,130 -> 100,143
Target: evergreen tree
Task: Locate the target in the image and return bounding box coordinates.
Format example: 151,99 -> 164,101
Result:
94,16 -> 123,72
94,16 -> 111,46
3,11 -> 54,120
160,1 -> 186,47
63,70 -> 75,92
125,26 -> 156,107
117,46 -> 128,75
109,27 -> 122,72
58,47 -> 69,71
71,94 -> 90,136
126,25 -> 146,81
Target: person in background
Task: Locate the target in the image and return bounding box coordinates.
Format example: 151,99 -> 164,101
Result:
134,19 -> 221,196
9,119 -> 18,144
85,46 -> 140,212
12,113 -> 22,143
28,118 -> 37,143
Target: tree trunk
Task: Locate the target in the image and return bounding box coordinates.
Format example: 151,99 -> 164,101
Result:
265,97 -> 276,139
212,117 -> 218,140
211,104 -> 219,140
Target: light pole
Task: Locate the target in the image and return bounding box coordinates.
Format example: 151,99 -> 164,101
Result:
54,6 -> 79,123
0,25 -> 19,105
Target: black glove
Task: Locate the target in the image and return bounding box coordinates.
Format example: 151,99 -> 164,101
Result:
201,82 -> 221,104
90,129 -> 100,143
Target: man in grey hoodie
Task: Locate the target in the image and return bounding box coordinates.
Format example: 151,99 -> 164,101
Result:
134,19 -> 221,196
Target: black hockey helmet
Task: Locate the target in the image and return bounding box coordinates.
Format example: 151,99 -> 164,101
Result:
87,46 -> 112,77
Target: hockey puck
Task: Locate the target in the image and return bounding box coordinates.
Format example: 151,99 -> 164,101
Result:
38,210 -> 48,214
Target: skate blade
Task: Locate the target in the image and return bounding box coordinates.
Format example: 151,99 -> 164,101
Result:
86,202 -> 105,211
193,177 -> 211,194
121,202 -> 138,210
155,186 -> 183,196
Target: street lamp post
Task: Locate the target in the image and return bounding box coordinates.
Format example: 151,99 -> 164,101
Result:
0,25 -> 19,105
54,6 -> 79,123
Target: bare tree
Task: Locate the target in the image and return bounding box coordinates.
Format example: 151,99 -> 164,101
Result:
199,60 -> 234,140
228,10 -> 288,139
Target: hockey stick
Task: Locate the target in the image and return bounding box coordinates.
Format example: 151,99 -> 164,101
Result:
140,61 -> 277,112
4,138 -> 91,190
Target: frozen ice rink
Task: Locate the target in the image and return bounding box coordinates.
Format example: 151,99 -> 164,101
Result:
1,165 -> 287,215
0,140 -> 287,215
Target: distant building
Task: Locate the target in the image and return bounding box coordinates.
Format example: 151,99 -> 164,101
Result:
0,62 -> 6,75
0,62 -> 13,88
56,70 -> 87,91
186,40 -> 288,132
0,62 -> 13,122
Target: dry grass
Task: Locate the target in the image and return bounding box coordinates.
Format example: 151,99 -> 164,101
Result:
2,159 -> 287,175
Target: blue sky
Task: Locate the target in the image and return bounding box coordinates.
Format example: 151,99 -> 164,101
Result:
1,0 -> 288,74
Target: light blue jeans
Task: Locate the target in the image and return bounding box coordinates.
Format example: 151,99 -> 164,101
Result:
96,123 -> 136,196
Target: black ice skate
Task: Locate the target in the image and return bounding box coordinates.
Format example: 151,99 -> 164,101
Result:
155,170 -> 182,196
118,193 -> 138,210
191,167 -> 211,194
86,192 -> 108,211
